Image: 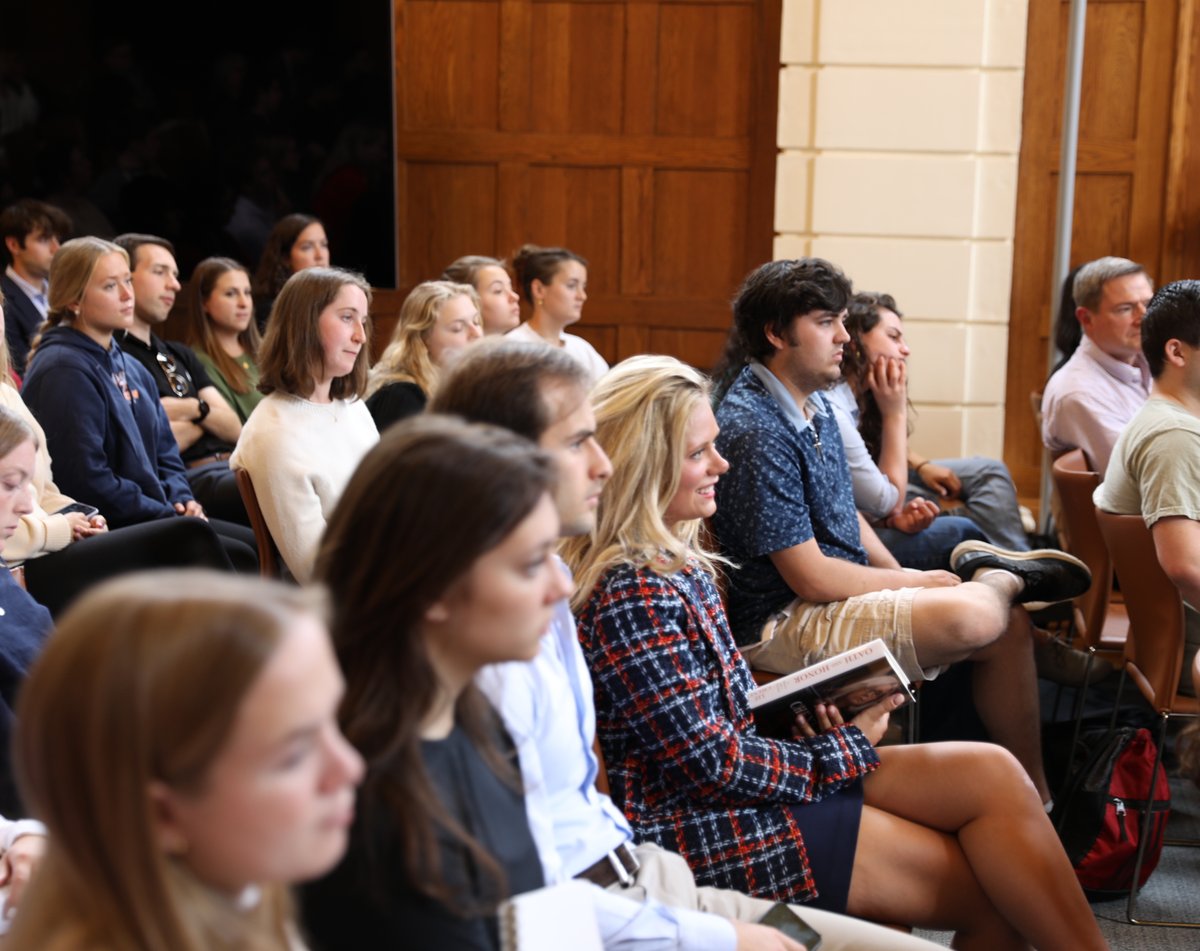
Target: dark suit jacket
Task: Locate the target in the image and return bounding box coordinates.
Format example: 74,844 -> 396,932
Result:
0,272 -> 44,376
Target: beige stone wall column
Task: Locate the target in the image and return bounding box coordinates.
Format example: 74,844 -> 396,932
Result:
773,0 -> 1028,460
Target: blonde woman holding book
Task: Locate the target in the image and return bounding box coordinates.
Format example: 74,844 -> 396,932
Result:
564,355 -> 1107,951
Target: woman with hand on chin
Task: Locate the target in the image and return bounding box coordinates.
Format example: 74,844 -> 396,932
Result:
186,258 -> 264,424
564,355 -> 1108,951
7,571 -> 363,950
231,267 -> 378,583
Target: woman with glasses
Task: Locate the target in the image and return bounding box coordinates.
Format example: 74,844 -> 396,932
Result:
20,238 -> 257,574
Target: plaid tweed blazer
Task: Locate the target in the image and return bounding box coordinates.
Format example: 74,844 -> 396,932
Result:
576,560 -> 880,903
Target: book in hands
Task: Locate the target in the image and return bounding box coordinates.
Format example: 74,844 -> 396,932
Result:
747,638 -> 915,739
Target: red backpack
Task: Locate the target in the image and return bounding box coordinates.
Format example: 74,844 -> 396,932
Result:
1053,726 -> 1171,900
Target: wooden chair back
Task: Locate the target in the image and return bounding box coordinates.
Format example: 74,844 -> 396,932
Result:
234,468 -> 281,579
1051,450 -> 1127,649
1096,509 -> 1197,714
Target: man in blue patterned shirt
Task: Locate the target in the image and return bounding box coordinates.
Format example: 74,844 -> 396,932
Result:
712,258 -> 1091,806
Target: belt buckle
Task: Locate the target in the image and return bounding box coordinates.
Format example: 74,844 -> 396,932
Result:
607,844 -> 638,887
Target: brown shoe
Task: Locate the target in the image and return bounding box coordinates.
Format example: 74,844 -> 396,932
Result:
1034,635 -> 1113,687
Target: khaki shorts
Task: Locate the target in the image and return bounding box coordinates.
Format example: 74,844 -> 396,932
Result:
743,587 -> 928,683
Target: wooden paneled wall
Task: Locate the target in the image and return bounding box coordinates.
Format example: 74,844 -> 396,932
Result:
391,0 -> 782,369
1005,0 -> 1193,497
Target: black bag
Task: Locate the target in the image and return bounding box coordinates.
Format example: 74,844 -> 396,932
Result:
1052,725 -> 1171,900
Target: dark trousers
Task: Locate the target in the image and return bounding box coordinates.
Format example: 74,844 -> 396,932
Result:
23,515 -> 257,617
186,460 -> 251,527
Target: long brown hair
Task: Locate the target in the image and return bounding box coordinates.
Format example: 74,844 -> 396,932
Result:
186,257 -> 262,395
316,415 -> 554,911
11,571 -> 322,951
257,267 -> 372,401
253,213 -> 321,302
842,291 -> 911,461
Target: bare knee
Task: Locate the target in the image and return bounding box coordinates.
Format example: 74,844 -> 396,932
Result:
919,584 -> 1009,656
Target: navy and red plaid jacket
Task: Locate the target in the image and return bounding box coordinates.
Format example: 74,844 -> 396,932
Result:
577,560 -> 880,903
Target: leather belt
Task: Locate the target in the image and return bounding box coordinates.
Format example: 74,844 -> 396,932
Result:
187,452 -> 231,469
575,843 -> 640,888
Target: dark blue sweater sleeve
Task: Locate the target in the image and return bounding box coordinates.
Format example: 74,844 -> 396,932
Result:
24,364 -> 176,525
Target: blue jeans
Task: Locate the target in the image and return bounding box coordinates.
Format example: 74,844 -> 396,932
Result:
874,515 -> 986,571
908,456 -> 1029,551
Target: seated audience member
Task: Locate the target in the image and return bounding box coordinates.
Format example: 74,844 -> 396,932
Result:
252,213 -> 330,331
508,244 -> 608,384
0,406 -> 52,816
365,280 -> 482,430
0,199 -> 70,376
1095,279 -> 1200,694
304,418 -> 564,948
185,257 -> 265,424
113,234 -> 249,527
0,326 -> 243,615
442,255 -> 522,335
231,267 -> 378,583
837,292 -> 1030,553
433,339 -> 943,951
827,291 -> 985,569
565,355 -> 1107,949
1042,256 -> 1154,473
710,259 -> 1092,804
7,571 -> 363,949
1048,264 -> 1085,378
20,238 -> 255,572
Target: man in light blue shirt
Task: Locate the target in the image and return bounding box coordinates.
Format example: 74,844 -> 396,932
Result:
433,338 -> 942,951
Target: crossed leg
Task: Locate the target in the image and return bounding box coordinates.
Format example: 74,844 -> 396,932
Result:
847,743 -> 1107,951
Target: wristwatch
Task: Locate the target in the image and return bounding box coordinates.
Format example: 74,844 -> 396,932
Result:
193,398 -> 210,423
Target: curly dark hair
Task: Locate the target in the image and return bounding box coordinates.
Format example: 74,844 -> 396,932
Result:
843,291 -> 911,461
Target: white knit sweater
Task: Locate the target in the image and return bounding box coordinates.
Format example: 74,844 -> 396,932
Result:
230,393 -> 378,583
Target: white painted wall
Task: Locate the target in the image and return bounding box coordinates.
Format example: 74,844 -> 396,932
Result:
774,0 -> 1028,459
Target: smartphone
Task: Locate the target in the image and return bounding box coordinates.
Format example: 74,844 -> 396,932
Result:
53,502 -> 99,518
759,902 -> 822,950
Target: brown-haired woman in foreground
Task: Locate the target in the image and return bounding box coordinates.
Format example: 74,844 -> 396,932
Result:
8,571 -> 363,950
303,416 -> 567,948
230,266 -> 378,583
565,355 -> 1108,951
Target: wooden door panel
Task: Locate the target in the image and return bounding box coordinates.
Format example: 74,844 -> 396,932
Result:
1004,0 -> 1177,499
403,163 -> 498,282
530,3 -> 627,134
653,169 -> 748,297
394,0 -> 780,370
656,4 -> 753,138
401,2 -> 501,130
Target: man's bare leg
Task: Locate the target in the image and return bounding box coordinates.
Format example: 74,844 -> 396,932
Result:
909,572 -> 1051,801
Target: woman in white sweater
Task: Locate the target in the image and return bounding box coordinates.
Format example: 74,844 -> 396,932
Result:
231,267 -> 379,582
